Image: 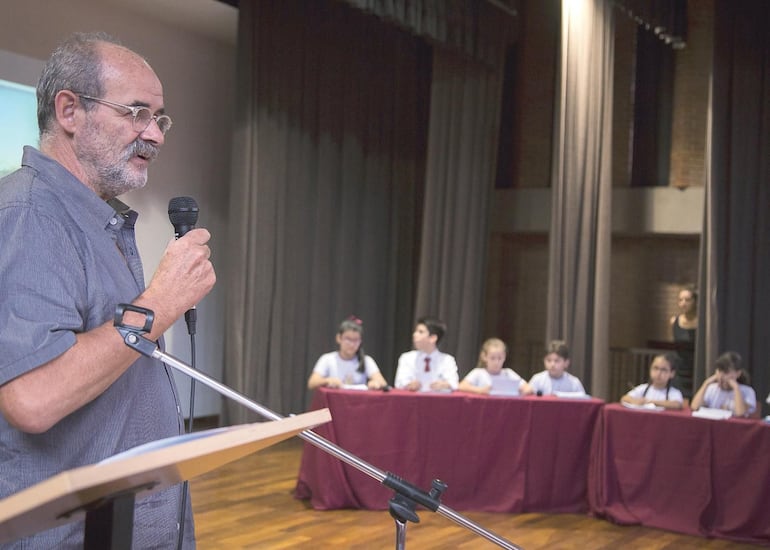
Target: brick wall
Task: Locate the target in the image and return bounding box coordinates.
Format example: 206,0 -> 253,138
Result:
669,0 -> 713,189
503,0 -> 559,189
483,233 -> 549,379
484,0 -> 709,384
609,236 -> 700,347
485,233 -> 700,381
503,0 -> 712,190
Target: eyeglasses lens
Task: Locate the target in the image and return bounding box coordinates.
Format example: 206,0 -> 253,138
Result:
133,108 -> 172,134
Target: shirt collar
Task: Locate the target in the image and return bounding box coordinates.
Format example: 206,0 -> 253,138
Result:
22,146 -> 133,232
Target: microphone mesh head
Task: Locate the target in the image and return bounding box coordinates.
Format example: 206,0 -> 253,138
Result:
168,196 -> 199,227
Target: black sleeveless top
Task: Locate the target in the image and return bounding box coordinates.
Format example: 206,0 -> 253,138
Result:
672,315 -> 696,343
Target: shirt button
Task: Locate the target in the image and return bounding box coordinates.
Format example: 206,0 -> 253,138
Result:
109,217 -> 118,225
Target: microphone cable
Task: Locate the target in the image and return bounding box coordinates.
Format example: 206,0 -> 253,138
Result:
176,319 -> 197,550
168,196 -> 200,550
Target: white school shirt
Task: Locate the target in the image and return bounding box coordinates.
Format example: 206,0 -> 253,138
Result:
312,351 -> 381,385
626,383 -> 683,403
528,370 -> 585,395
394,349 -> 459,390
702,382 -> 757,416
462,368 -> 526,394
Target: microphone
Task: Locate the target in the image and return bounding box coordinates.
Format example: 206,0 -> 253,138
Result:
168,196 -> 199,238
168,196 -> 200,335
167,197 -> 200,547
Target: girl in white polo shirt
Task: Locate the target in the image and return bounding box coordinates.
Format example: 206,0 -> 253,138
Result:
621,352 -> 684,410
458,338 -> 533,396
307,317 -> 388,390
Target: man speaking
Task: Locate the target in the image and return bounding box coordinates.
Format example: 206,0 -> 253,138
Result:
0,32 -> 215,548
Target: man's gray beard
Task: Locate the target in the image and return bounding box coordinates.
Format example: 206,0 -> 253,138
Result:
75,117 -> 157,199
96,166 -> 147,199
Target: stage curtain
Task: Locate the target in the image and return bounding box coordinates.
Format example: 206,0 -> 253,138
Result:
613,0 -> 686,48
223,0 -> 431,421
338,0 -> 516,67
699,0 -> 770,411
413,47 -> 506,372
546,0 -> 614,399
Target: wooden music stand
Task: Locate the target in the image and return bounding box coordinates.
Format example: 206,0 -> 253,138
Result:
0,409 -> 331,547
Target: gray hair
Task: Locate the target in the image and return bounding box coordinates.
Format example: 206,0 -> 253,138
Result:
37,32 -> 122,137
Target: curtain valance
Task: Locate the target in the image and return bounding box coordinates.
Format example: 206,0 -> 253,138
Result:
338,0 -> 518,67
614,0 -> 687,48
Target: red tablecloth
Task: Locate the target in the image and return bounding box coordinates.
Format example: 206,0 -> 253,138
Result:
295,388 -> 604,513
588,403 -> 770,544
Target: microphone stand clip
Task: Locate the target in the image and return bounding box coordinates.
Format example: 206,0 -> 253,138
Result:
114,304 -> 158,357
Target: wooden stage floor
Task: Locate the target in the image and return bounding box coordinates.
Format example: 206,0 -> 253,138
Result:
189,437 -> 760,549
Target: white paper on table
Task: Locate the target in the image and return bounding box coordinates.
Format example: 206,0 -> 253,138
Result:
419,386 -> 453,393
488,377 -> 522,395
554,391 -> 590,399
341,384 -> 368,391
621,401 -> 665,412
691,407 -> 733,420
489,390 -> 521,397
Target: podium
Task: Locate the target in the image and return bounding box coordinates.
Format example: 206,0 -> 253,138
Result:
0,409 -> 331,546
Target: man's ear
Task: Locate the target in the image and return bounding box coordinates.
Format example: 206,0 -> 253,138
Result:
429,333 -> 438,346
54,90 -> 80,134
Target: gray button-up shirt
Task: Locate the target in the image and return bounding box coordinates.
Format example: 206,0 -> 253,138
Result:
0,147 -> 193,548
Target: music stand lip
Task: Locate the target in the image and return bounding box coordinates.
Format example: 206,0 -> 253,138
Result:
56,481 -> 158,521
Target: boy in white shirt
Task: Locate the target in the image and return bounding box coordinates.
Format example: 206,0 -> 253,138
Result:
528,340 -> 586,396
690,351 -> 756,417
394,317 -> 459,391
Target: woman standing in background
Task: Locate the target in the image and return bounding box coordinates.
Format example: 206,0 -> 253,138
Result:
670,286 -> 697,397
670,286 -> 698,343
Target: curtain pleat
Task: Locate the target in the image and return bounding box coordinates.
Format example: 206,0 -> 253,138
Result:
704,0 -> 770,411
338,0 -> 517,67
413,48 -> 505,374
547,0 -> 614,399
224,0 -> 431,422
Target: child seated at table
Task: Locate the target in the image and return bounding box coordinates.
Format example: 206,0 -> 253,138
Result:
394,317 -> 459,391
307,316 -> 389,390
528,340 -> 586,396
690,351 -> 757,417
621,352 -> 684,410
458,338 -> 533,395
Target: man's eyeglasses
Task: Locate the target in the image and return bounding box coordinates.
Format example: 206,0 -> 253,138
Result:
78,94 -> 173,135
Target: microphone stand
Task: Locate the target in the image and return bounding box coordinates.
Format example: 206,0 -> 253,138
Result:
113,305 -> 522,550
